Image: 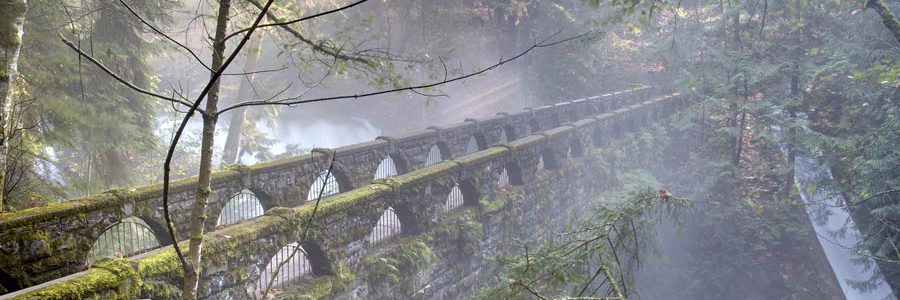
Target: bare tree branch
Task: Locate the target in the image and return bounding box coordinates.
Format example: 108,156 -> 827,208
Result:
240,0 -> 374,65
59,34 -> 204,115
160,0 -> 277,272
226,0 -> 369,42
117,0 -> 212,71
218,31 -> 589,115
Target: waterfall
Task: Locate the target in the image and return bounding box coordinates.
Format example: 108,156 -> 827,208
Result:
784,141 -> 895,300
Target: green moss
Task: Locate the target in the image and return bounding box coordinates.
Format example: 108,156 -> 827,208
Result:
223,164 -> 251,175
136,249 -> 182,278
0,0 -> 25,48
280,263 -> 355,299
435,210 -> 485,257
363,236 -> 435,294
482,186 -> 525,214
11,258 -> 140,300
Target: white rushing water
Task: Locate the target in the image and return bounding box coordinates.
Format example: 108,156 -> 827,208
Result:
790,151 -> 895,300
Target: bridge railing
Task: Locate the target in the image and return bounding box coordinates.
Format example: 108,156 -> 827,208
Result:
0,86 -> 674,295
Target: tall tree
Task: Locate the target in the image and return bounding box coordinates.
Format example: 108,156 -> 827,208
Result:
0,0 -> 28,210
221,34 -> 264,166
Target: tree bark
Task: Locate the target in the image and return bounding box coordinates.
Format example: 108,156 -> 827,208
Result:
0,0 -> 27,211
220,34 -> 263,166
183,0 -> 230,297
868,0 -> 900,45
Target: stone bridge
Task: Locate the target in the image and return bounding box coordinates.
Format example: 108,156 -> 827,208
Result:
0,85 -> 689,299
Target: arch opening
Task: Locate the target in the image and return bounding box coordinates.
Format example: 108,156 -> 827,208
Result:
570,138 -> 585,157
505,162 -> 525,186
425,144 -> 445,166
86,217 -> 161,265
498,168 -> 510,187
528,119 -> 541,134
374,156 -> 399,180
366,207 -> 402,244
445,184 -> 464,213
593,124 -> 606,147
0,269 -> 20,294
307,171 -> 341,201
541,148 -> 561,170
465,133 -> 487,154
255,243 -> 313,297
444,180 -> 479,213
503,125 -> 517,142
217,189 -> 265,227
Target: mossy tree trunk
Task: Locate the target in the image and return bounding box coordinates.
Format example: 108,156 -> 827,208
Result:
183,0 -> 230,298
0,0 -> 27,211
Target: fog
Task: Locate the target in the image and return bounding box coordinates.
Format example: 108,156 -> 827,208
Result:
4,0 -> 900,299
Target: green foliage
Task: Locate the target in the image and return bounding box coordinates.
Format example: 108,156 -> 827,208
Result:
477,184 -> 690,299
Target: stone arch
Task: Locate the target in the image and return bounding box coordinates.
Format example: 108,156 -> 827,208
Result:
541,147 -> 561,170
502,125 -> 517,142
504,161 -> 525,186
425,142 -> 450,166
465,133 -> 487,154
298,242 -> 332,276
528,119 -> 541,134
216,189 -> 266,227
498,168 -> 510,187
443,179 -> 479,213
137,216 -> 174,246
569,138 -> 585,158
0,269 -> 20,294
86,216 -> 161,265
366,207 -> 403,244
593,121 -> 607,147
308,171 -> 339,201
307,167 -> 352,201
374,153 -> 409,180
255,243 -> 315,296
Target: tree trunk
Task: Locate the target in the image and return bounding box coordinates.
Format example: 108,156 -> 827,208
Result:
783,62 -> 800,200
0,0 -> 27,211
220,34 -> 263,166
868,0 -> 900,45
183,0 -> 230,298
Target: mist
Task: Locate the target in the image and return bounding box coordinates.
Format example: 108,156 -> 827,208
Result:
2,0 -> 900,299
